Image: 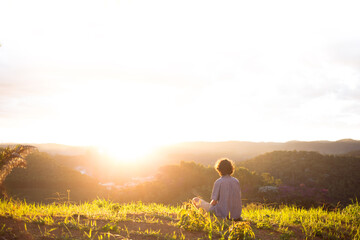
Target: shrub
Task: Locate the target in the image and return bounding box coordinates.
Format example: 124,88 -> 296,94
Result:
228,221 -> 255,240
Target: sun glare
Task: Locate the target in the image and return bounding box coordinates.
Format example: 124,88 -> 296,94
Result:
98,141 -> 158,165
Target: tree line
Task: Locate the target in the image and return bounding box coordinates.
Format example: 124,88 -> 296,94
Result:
114,161 -> 280,205
239,150 -> 360,206
2,146 -> 358,207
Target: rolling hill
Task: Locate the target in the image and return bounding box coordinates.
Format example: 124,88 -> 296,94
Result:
238,150 -> 360,205
3,152 -> 108,202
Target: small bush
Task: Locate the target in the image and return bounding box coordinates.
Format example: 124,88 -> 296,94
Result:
177,202 -> 207,231
228,221 -> 255,240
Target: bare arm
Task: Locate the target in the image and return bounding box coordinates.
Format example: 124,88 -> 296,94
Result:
210,200 -> 218,206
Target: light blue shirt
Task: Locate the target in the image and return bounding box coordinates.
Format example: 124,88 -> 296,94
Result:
209,175 -> 242,219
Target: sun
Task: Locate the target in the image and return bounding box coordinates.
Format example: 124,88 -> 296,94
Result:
97,139 -> 161,165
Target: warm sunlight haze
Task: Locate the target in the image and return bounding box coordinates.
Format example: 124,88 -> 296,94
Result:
97,139 -> 161,164
1,0 -> 360,161
1,2 -> 360,238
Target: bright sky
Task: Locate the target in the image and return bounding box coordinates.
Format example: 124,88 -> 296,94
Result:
1,0 -> 360,158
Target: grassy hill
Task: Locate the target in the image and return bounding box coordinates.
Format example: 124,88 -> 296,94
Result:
0,199 -> 358,239
1,145 -> 360,239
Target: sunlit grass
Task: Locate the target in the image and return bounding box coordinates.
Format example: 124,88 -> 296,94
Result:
0,198 -> 359,239
0,198 -> 184,239
178,201 -> 360,239
242,202 -> 360,239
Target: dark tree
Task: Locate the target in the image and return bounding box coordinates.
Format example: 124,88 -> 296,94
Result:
0,145 -> 37,197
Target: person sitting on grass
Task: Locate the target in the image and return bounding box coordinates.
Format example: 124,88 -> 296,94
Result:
192,158 -> 242,221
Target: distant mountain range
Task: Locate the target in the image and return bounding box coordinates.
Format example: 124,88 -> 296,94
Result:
3,139 -> 360,165
0,143 -> 91,155
151,139 -> 360,165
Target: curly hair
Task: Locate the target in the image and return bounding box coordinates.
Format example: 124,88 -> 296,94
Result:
215,158 -> 235,176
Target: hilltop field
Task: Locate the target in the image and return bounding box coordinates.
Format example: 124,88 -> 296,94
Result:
1,143 -> 360,239
0,199 -> 359,240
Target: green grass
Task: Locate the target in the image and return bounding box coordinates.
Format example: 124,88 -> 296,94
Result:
0,198 -> 359,239
242,202 -> 360,239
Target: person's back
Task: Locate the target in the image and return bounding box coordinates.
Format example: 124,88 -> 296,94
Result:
210,175 -> 242,219
192,158 -> 242,220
